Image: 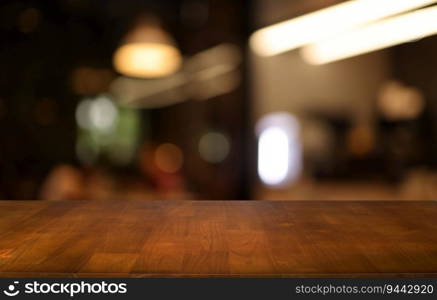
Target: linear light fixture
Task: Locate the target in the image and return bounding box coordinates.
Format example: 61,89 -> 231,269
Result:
250,0 -> 437,56
301,5 -> 437,65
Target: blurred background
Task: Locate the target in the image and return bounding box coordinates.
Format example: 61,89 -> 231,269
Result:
1,0 -> 437,201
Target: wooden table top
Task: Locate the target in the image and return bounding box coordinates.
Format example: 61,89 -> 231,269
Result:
1,200 -> 437,277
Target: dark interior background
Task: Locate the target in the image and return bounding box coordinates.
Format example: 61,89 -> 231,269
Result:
1,0 -> 437,201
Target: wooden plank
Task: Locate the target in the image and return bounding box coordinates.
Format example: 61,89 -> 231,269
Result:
0,200 -> 436,277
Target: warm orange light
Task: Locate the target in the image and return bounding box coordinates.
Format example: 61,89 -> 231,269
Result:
113,43 -> 182,78
113,17 -> 182,78
155,143 -> 184,173
378,81 -> 424,121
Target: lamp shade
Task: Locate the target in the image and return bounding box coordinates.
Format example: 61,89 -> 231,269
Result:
113,17 -> 182,78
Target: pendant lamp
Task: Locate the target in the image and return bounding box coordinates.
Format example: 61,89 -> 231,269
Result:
113,16 -> 182,78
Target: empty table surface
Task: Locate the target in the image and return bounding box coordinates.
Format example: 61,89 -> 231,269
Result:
0,200 -> 437,277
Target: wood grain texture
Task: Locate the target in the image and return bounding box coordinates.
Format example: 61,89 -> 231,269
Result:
0,200 -> 437,277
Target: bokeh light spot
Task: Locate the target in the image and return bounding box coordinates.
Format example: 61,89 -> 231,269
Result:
155,143 -> 184,173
